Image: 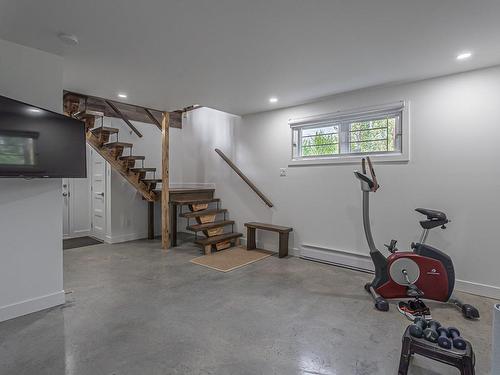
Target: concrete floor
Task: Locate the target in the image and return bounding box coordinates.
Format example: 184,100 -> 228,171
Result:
0,239 -> 495,375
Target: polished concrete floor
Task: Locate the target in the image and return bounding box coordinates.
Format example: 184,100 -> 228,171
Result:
0,239 -> 495,374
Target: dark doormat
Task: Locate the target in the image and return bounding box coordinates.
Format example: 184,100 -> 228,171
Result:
63,236 -> 103,250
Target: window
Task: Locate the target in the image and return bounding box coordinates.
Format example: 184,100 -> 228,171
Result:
290,102 -> 408,164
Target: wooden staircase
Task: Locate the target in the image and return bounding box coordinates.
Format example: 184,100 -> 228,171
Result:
171,189 -> 242,255
65,94 -> 243,252
87,115 -> 160,202
65,107 -> 161,202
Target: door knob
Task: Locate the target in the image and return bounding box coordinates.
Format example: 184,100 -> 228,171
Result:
62,192 -> 68,197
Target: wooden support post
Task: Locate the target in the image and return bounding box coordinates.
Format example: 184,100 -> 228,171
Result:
148,201 -> 154,240
161,112 -> 170,249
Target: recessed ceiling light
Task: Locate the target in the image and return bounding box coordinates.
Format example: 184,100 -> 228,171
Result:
58,33 -> 79,46
117,93 -> 128,99
269,97 -> 278,103
456,51 -> 472,60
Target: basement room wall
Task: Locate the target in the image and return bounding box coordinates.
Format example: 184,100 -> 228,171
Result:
100,117 -> 162,242
102,108 -> 250,241
0,39 -> 65,321
170,107 -> 247,232
234,65 -> 500,299
99,116 -> 182,241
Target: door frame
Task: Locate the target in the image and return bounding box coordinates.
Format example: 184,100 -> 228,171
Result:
62,146 -> 92,240
89,148 -> 108,242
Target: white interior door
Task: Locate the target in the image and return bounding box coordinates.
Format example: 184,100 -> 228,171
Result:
61,145 -> 92,239
62,179 -> 70,238
90,149 -> 107,241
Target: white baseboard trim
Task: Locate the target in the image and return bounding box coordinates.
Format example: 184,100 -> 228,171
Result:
455,279 -> 500,300
106,232 -> 148,244
289,247 -> 301,257
0,290 -> 65,323
63,230 -> 91,240
300,243 -> 500,299
300,243 -> 374,272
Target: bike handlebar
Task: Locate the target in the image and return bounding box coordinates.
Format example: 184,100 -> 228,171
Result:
354,156 -> 380,192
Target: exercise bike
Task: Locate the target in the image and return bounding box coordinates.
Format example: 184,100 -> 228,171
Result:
354,157 -> 479,320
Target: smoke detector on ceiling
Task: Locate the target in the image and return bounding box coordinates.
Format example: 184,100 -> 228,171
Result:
58,33 -> 79,46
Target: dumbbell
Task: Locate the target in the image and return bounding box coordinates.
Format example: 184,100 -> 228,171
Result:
448,327 -> 467,350
437,327 -> 452,349
423,320 -> 441,343
409,317 -> 427,338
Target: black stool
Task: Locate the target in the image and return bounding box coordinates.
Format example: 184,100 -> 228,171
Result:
398,326 -> 475,375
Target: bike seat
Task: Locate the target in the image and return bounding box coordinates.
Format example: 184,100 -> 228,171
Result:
415,208 -> 447,221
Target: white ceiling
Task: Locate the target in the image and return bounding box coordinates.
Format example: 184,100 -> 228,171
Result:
1,0 -> 500,115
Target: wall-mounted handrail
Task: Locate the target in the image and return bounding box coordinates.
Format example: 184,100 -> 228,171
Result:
215,148 -> 273,208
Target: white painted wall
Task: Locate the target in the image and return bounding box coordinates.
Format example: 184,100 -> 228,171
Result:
0,39 -> 65,321
235,66 -> 500,299
98,117 -> 182,242
170,108 -> 245,232
99,111 -> 239,241
97,118 -> 161,242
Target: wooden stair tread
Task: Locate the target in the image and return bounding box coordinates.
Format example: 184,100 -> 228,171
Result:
187,220 -> 234,232
118,155 -> 145,160
90,126 -> 119,134
103,142 -> 133,148
74,109 -> 104,118
169,188 -> 215,194
130,167 -> 156,172
194,232 -> 242,246
244,222 -> 293,233
141,178 -> 162,183
171,198 -> 220,205
179,208 -> 227,218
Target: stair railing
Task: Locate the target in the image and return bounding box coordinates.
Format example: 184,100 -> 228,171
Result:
215,148 -> 273,208
105,100 -> 143,137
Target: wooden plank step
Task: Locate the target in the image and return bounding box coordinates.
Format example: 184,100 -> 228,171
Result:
130,167 -> 156,173
90,126 -> 119,134
118,155 -> 145,161
103,142 -> 133,148
169,188 -> 215,194
141,178 -> 162,183
74,109 -> 104,119
187,220 -> 234,232
179,208 -> 227,218
171,198 -> 220,205
86,132 -> 157,202
194,232 -> 242,246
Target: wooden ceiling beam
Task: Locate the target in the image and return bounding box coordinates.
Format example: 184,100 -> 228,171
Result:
63,91 -> 188,129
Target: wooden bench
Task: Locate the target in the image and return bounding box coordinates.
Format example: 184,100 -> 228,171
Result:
244,222 -> 293,258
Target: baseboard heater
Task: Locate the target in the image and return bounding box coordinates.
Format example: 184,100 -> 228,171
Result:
300,244 -> 375,274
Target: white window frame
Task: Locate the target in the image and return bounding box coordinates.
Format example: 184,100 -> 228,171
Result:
289,101 -> 410,165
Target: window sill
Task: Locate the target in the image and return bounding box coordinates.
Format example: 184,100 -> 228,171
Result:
288,153 -> 409,166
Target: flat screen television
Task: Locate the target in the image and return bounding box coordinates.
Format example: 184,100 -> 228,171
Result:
0,95 -> 86,178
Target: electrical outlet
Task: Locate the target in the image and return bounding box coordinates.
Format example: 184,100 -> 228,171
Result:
280,168 -> 287,177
